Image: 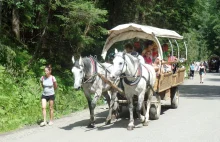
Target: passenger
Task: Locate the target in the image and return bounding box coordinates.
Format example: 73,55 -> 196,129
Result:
172,58 -> 178,74
153,56 -> 163,76
162,43 -> 169,60
168,52 -> 177,62
152,44 -> 158,62
134,41 -> 142,55
163,62 -> 172,73
166,52 -> 178,73
124,43 -> 145,64
143,51 -> 152,65
124,43 -> 133,53
142,40 -> 154,58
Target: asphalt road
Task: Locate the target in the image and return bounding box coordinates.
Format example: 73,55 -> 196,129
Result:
1,72 -> 220,142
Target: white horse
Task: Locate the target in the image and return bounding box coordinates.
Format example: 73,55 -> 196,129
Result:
71,56 -> 118,128
110,51 -> 156,130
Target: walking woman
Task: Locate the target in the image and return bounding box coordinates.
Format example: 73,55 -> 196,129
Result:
190,62 -> 195,79
198,62 -> 206,83
40,65 -> 57,126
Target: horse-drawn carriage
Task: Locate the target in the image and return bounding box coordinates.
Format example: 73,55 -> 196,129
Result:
71,23 -> 187,130
101,23 -> 187,122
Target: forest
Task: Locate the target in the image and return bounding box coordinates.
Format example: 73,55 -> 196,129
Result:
0,0 -> 219,132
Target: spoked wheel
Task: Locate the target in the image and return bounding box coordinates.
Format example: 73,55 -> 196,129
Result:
171,87 -> 179,109
149,95 -> 161,120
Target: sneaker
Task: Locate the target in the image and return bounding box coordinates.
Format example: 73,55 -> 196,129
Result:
40,121 -> 46,127
48,121 -> 53,126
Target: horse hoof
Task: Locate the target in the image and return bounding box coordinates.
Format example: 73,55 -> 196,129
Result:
111,114 -> 116,121
87,123 -> 95,128
127,126 -> 134,131
143,121 -> 149,126
105,119 -> 111,125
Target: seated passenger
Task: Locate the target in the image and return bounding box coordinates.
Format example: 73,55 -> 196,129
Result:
134,41 -> 142,55
163,63 -> 172,73
168,52 -> 177,63
124,43 -> 133,53
162,43 -> 169,60
152,44 -> 158,62
153,57 -> 163,76
142,40 -> 154,58
143,51 -> 152,65
124,43 -> 145,64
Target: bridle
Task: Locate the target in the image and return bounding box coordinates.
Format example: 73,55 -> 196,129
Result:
114,53 -> 142,86
82,56 -> 98,84
73,56 -> 98,85
115,53 -> 140,78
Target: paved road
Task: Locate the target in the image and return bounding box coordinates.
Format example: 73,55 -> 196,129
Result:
1,72 -> 220,142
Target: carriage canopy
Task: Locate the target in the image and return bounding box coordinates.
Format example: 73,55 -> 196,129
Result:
101,23 -> 183,60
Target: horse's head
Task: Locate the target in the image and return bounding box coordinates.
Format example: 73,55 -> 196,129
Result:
71,56 -> 85,90
110,51 -> 127,80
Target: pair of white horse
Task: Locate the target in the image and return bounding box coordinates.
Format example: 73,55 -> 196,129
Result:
71,50 -> 156,130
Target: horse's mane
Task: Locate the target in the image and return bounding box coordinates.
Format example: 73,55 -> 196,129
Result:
74,61 -> 80,69
115,52 -> 139,73
126,53 -> 139,65
74,57 -> 92,75
82,57 -> 92,75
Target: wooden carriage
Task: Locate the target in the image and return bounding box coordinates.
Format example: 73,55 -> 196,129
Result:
101,23 -> 187,120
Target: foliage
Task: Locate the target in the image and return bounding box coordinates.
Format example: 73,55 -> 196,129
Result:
0,46 -> 89,133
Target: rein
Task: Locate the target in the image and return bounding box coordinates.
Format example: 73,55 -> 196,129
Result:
82,56 -> 112,84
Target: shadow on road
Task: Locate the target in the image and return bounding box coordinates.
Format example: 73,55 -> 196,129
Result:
60,105 -> 170,131
206,78 -> 220,82
60,84 -> 220,131
180,85 -> 220,99
60,110 -> 108,130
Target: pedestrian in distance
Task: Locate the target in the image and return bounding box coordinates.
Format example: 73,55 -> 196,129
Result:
190,62 -> 195,80
198,62 -> 206,84
40,65 -> 58,126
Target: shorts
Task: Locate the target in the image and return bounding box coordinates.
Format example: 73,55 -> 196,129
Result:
199,72 -> 204,76
41,95 -> 55,102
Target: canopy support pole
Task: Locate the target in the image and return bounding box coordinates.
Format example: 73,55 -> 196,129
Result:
184,41 -> 188,60
153,35 -> 163,60
174,40 -> 180,59
168,39 -> 174,56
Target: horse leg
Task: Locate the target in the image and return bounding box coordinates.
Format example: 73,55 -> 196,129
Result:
127,96 -> 135,130
84,91 -> 95,128
137,92 -> 146,124
143,88 -> 153,126
105,90 -> 118,125
87,91 -> 102,127
102,91 -> 111,108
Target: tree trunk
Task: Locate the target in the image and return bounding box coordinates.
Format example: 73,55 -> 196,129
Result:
12,8 -> 20,40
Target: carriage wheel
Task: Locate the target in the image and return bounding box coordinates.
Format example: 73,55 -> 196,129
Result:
149,95 -> 161,120
171,87 -> 179,109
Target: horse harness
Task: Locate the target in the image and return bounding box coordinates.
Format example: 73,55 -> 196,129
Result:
81,56 -> 111,84
119,53 -> 155,93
